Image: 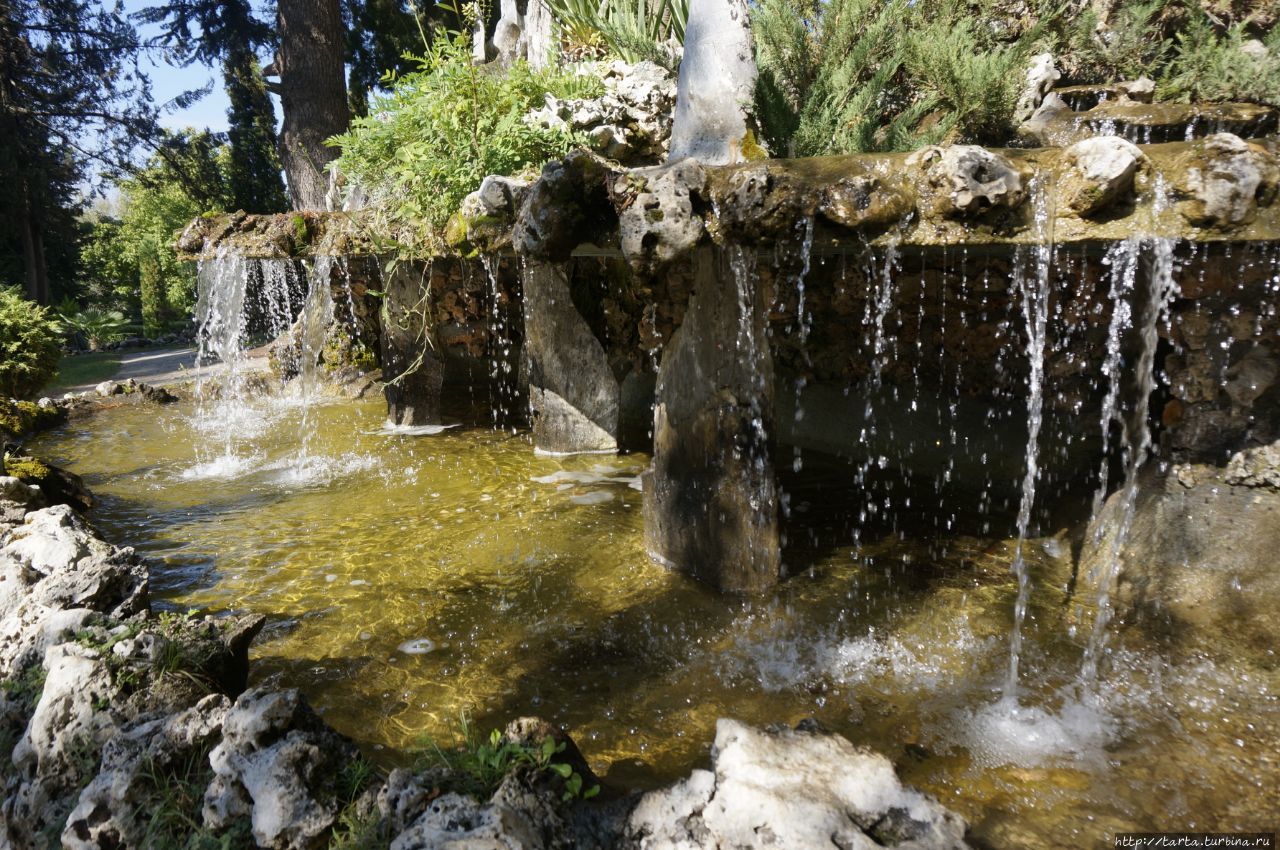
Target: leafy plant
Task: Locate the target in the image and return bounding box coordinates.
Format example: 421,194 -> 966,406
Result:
544,0 -> 689,68
0,287 -> 62,400
330,28 -> 601,254
1159,11 -> 1280,105
59,306 -> 130,352
417,712 -> 599,802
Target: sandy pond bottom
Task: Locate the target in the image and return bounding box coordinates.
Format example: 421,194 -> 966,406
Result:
30,394 -> 1279,848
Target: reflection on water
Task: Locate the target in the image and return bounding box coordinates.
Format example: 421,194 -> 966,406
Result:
29,396 -> 1279,845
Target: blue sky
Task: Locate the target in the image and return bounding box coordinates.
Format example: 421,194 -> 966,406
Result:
123,0 -> 279,135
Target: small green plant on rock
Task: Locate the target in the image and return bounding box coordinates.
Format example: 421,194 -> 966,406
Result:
417,712 -> 599,802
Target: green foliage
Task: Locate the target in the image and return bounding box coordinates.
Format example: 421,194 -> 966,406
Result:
1065,0 -> 1173,83
1159,11 -> 1280,105
224,48 -> 290,213
330,29 -> 601,253
0,288 -> 62,399
0,400 -> 62,439
59,307 -> 130,351
903,14 -> 1029,144
1,664 -> 47,709
545,0 -> 689,67
417,712 -> 599,802
757,0 -> 981,156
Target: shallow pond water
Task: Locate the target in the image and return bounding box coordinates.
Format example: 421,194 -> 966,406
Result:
29,393 -> 1279,847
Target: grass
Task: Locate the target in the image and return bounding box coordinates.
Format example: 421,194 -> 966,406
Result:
42,351 -> 121,396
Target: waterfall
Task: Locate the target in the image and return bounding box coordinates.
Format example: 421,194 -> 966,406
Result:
1003,177 -> 1056,700
294,256 -> 336,464
1080,235 -> 1178,686
792,216 -> 815,474
1090,238 -> 1141,525
852,235 -> 903,548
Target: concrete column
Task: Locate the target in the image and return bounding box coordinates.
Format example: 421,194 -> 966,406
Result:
642,246 -> 781,594
523,261 -> 620,454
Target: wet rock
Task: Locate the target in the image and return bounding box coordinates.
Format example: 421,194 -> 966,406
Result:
61,694 -> 232,850
668,0 -> 758,165
523,262 -> 619,454
711,164 -> 819,241
617,160 -> 708,274
626,719 -> 969,849
203,685 -> 359,849
1014,52 -> 1060,124
140,383 -> 179,404
530,61 -> 677,166
513,151 -> 617,262
908,145 -> 1027,218
1059,136 -> 1144,217
1175,133 -> 1279,228
819,173 -> 916,232
643,247 -> 780,594
1082,466 -> 1280,660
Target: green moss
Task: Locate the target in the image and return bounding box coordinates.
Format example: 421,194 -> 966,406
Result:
293,214 -> 310,246
3,454 -> 50,482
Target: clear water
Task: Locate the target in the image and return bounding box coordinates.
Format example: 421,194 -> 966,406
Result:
29,394 -> 1280,844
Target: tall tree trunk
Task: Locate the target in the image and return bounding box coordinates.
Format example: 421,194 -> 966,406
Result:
274,0 -> 349,210
18,185 -> 49,305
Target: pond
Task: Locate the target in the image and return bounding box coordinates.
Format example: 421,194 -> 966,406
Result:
29,391 -> 1279,845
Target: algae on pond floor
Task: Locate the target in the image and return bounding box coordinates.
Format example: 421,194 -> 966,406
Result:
28,396 -> 1280,844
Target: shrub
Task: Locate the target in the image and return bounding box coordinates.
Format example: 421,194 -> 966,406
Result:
329,29 -> 602,254
544,0 -> 689,68
1159,11 -> 1280,105
0,288 -> 62,399
756,0 -> 1032,156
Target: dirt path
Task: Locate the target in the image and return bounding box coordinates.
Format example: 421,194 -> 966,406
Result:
107,345 -> 272,388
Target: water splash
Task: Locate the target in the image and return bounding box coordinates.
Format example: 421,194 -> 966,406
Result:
1004,177 -> 1056,700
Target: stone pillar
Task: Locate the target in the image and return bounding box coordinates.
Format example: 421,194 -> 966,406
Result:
642,246 -> 781,594
523,261 -> 620,453
381,263 -> 443,426
668,0 -> 758,165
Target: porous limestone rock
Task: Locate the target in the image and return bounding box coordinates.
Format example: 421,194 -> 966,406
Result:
0,476 -> 43,510
454,175 -> 534,250
617,160 -> 708,274
203,685 -> 359,850
390,774 -> 565,850
627,719 -> 970,849
711,164 -> 820,241
668,0 -> 758,165
61,694 -> 232,850
1059,136 -> 1145,217
513,151 -> 616,262
1014,52 -> 1060,124
908,145 -> 1028,218
819,172 -> 916,232
4,643 -> 120,845
1175,133 -> 1279,228
529,61 -> 677,166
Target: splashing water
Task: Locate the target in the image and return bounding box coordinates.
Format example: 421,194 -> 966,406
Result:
792,216 -> 815,473
1004,178 -> 1056,700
